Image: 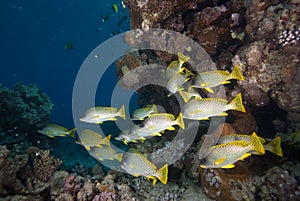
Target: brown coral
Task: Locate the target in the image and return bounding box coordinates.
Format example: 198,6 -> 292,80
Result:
33,149 -> 62,182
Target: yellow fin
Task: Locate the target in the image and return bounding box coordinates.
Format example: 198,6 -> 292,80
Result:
85,146 -> 91,151
265,136 -> 283,157
200,164 -> 207,168
150,132 -> 162,136
214,157 -> 226,165
199,117 -> 210,120
176,113 -> 185,129
228,93 -> 246,113
156,164 -> 168,185
118,105 -> 126,120
115,153 -> 123,162
239,153 -> 251,160
205,87 -> 214,93
221,80 -> 231,85
221,164 -> 235,169
102,135 -> 111,146
217,112 -> 228,116
179,91 -> 193,103
68,128 -> 77,138
230,65 -> 244,81
249,132 -> 265,155
167,126 -> 175,131
178,52 -> 190,65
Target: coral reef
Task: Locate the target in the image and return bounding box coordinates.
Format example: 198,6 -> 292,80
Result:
33,149 -> 63,182
0,82 -> 54,132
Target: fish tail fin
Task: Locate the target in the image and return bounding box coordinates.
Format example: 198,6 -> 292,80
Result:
156,164 -> 168,185
265,136 -> 283,157
68,128 -> 77,138
102,135 -> 111,146
249,132 -> 265,154
115,153 -> 123,162
179,91 -> 193,103
151,104 -> 158,113
228,93 -> 246,113
230,65 -> 244,81
118,105 -> 126,120
178,52 -> 190,66
176,113 -> 185,129
183,68 -> 195,77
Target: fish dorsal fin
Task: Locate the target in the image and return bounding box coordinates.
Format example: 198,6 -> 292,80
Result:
214,157 -> 226,165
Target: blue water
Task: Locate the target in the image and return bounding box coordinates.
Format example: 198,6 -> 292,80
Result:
1,0 -> 133,169
0,0 -> 131,128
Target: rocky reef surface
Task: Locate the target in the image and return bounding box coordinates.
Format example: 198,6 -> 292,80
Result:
115,0 -> 300,200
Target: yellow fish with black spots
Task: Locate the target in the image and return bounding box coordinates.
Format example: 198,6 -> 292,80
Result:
132,104 -> 158,120
88,140 -> 123,162
218,133 -> 283,157
178,86 -> 202,103
37,124 -> 76,138
182,93 -> 246,120
80,105 -> 126,124
200,132 -> 265,169
115,126 -> 162,145
77,129 -> 111,151
121,149 -> 168,185
165,52 -> 190,79
167,68 -> 194,96
192,65 -> 244,93
140,112 -> 185,134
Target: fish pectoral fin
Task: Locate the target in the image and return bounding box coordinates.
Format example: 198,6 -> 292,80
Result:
239,153 -> 251,160
166,126 -> 175,131
214,157 -> 226,165
205,87 -> 214,93
221,164 -> 235,169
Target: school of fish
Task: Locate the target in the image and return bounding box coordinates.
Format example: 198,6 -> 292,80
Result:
37,52 -> 283,185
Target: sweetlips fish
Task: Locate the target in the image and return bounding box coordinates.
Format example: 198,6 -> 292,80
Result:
182,93 -> 245,120
37,124 -> 76,138
165,51 -> 190,79
167,68 -> 194,96
140,112 -> 185,133
132,104 -> 158,120
218,133 -> 283,157
178,86 -> 202,103
192,65 -> 244,93
115,125 -> 162,144
121,149 -> 168,185
88,141 -> 123,162
80,105 -> 126,124
200,132 -> 265,169
77,129 -> 111,151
